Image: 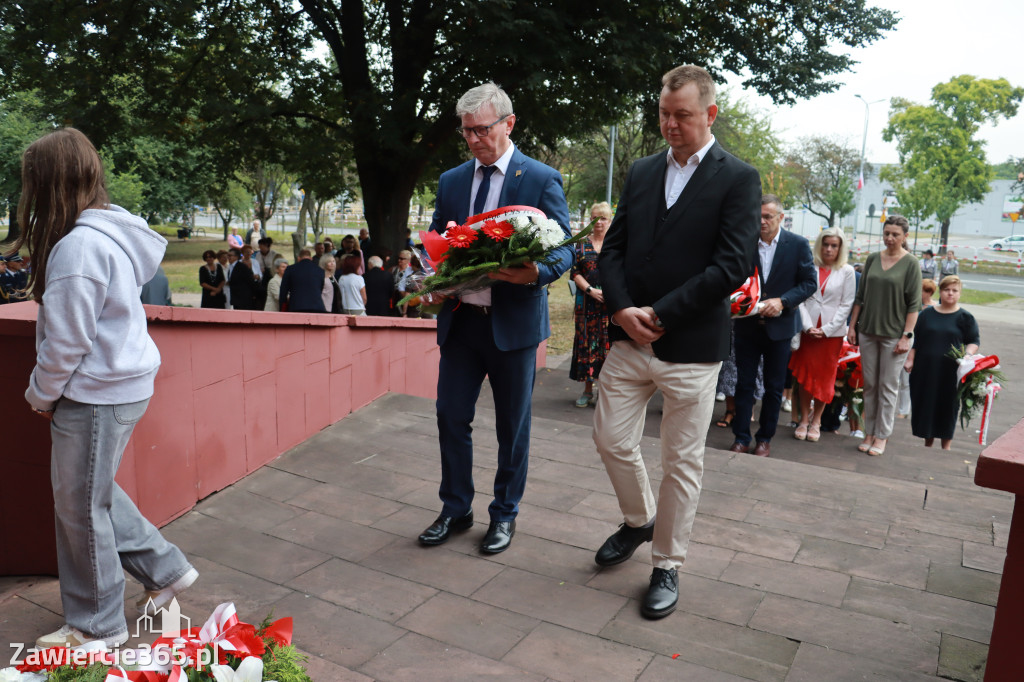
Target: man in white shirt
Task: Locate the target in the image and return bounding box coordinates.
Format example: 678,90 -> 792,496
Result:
730,195 -> 816,457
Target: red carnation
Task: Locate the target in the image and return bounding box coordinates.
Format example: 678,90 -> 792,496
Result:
481,219 -> 515,241
446,224 -> 478,248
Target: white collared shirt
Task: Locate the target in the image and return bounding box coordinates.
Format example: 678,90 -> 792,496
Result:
664,135 -> 715,209
463,142 -> 517,306
470,142 -> 516,216
758,230 -> 781,282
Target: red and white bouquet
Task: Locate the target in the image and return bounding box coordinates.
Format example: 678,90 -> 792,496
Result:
730,269 -> 762,318
835,340 -> 865,421
399,205 -> 592,307
949,346 -> 1006,444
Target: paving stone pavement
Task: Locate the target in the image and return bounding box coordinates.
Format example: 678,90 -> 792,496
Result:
3,302 -> 1021,681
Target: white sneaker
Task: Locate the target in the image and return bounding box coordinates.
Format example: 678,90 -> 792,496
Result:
35,624 -> 128,650
850,429 -> 865,439
781,398 -> 792,412
136,567 -> 199,615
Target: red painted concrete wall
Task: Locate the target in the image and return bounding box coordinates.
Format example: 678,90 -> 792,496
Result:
975,418 -> 1024,681
0,302 -> 540,575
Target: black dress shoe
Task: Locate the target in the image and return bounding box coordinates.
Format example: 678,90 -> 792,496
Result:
480,520 -> 515,554
595,522 -> 655,566
641,567 -> 678,619
418,510 -> 473,546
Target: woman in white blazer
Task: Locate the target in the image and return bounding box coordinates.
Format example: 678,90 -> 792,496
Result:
789,227 -> 857,442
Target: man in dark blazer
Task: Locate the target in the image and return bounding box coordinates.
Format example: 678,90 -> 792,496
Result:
593,65 -> 761,620
417,81 -> 572,555
363,255 -> 394,316
279,249 -> 327,313
730,195 -> 816,456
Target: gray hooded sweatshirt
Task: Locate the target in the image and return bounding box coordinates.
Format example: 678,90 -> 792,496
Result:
26,205 -> 166,411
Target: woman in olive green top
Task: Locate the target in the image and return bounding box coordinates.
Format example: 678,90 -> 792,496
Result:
847,215 -> 922,456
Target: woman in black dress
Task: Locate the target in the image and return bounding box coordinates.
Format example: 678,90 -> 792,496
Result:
905,275 -> 979,449
199,249 -> 226,308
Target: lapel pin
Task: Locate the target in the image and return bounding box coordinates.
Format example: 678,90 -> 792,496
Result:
515,170 -> 522,177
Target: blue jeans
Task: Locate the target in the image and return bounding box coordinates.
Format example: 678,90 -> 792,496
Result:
50,398 -> 193,639
436,308 -> 537,522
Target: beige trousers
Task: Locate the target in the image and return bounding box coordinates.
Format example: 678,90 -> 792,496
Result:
859,332 -> 909,439
593,340 -> 721,570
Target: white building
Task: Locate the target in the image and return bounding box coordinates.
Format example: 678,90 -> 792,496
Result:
788,167 -> 1023,240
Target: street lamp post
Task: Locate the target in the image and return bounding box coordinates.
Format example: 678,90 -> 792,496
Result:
855,95 -> 885,249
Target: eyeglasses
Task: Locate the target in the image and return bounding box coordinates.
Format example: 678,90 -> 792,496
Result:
457,115 -> 511,139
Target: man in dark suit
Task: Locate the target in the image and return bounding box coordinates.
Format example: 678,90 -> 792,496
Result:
730,195 -> 816,456
279,249 -> 327,313
363,255 -> 394,316
593,65 -> 761,620
417,81 -> 572,555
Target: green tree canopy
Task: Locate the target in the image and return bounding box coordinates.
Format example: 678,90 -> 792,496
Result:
787,135 -> 863,227
883,75 -> 1023,251
1,0 -> 898,253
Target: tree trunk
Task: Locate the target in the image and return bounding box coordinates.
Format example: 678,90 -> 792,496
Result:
358,161 -> 420,260
2,199 -> 19,244
939,218 -> 951,256
296,192 -> 310,250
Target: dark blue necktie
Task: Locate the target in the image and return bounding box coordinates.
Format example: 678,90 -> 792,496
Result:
474,166 -> 497,215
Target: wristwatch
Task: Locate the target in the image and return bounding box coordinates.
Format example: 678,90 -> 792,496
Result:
903,331 -> 914,339
585,285 -> 593,294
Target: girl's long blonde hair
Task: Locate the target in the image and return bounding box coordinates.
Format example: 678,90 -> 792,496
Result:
8,128 -> 108,302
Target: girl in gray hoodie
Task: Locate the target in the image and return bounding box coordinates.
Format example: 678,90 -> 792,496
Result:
12,128 -> 197,650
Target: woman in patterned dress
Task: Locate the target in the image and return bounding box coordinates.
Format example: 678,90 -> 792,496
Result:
569,202 -> 612,407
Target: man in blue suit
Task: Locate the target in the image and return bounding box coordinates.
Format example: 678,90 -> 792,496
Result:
730,195 -> 816,456
417,82 -> 572,554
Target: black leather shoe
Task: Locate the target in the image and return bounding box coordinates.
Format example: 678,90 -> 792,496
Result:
595,522 -> 655,566
418,510 -> 473,546
641,567 -> 678,619
480,520 -> 516,554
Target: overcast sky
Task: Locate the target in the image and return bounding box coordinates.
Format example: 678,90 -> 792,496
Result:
724,0 -> 1024,167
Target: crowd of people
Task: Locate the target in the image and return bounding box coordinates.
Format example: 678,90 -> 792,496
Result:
197,233 -> 429,318
563,196 -> 982,457
703,213 -> 982,456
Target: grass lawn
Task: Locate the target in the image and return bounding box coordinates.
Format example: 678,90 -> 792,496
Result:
959,289 -> 1016,306
546,272 -> 576,356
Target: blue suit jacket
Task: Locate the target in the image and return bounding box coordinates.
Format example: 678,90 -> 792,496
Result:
429,147 -> 572,351
735,229 -> 816,341
279,259 -> 327,313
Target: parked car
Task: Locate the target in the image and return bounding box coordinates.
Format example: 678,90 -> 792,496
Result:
988,235 -> 1024,251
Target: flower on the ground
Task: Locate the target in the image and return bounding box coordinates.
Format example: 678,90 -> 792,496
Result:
481,219 -> 514,241
0,668 -> 47,682
210,657 -> 274,682
445,224 -> 478,248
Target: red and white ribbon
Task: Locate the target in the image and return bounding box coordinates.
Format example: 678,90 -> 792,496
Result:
957,354 -> 1000,383
979,377 -> 1001,446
